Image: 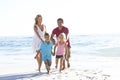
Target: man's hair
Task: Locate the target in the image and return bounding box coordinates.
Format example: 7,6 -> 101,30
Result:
57,18 -> 64,23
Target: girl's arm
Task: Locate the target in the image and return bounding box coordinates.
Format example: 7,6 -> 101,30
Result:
53,44 -> 57,56
34,25 -> 43,42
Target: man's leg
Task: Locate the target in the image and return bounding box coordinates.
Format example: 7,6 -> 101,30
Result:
66,47 -> 71,68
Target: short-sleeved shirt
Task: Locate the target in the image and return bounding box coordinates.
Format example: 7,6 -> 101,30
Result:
52,26 -> 71,47
39,41 -> 53,61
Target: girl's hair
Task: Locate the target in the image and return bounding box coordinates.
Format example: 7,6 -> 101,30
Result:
58,33 -> 66,41
35,14 -> 42,24
57,18 -> 64,23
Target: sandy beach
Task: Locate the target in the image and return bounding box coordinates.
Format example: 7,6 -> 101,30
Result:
0,53 -> 120,80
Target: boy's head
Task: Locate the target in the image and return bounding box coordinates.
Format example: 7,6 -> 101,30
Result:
44,32 -> 50,42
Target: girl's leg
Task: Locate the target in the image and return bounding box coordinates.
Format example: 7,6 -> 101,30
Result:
60,57 -> 63,72
62,56 -> 65,70
55,58 -> 58,69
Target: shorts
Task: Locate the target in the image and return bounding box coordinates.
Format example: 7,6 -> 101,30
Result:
65,47 -> 71,60
44,59 -> 51,66
56,55 -> 63,58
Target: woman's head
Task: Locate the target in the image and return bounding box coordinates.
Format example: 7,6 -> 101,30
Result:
35,14 -> 42,24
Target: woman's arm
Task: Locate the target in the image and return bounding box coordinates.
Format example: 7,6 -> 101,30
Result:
34,25 -> 43,42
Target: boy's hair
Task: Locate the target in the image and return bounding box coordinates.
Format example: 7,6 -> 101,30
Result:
44,32 -> 49,37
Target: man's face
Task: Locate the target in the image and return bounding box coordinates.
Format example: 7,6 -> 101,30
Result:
57,20 -> 63,27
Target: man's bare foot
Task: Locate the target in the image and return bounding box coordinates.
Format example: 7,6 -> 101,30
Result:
55,66 -> 57,69
62,67 -> 65,70
68,63 -> 70,68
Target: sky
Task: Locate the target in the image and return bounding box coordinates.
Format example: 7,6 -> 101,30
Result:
0,0 -> 120,36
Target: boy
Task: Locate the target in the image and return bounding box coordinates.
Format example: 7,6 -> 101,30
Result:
35,33 -> 53,74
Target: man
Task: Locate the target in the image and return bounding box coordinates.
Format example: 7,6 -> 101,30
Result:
51,18 -> 71,70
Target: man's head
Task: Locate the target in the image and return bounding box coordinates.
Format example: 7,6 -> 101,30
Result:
57,18 -> 64,27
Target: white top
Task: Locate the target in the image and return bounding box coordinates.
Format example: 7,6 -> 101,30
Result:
32,24 -> 46,52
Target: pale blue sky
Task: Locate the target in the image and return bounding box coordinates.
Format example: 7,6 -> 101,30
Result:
0,0 -> 120,36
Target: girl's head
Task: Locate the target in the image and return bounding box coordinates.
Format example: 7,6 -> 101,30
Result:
58,33 -> 66,41
35,14 -> 42,24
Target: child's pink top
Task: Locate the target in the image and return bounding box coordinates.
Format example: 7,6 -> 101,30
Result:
56,42 -> 66,55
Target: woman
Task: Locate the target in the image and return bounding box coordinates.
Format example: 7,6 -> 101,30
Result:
32,14 -> 46,72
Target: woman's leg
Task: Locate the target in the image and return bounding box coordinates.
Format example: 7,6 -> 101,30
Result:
36,50 -> 42,72
39,51 -> 42,72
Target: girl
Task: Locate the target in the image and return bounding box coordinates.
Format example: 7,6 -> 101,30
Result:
53,33 -> 67,72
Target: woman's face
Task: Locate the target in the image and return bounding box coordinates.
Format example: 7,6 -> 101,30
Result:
37,17 -> 42,23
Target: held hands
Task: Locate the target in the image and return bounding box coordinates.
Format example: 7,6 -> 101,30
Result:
52,39 -> 55,45
52,52 -> 55,56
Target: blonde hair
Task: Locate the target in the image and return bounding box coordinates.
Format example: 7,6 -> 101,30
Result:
58,33 -> 66,41
35,14 -> 42,24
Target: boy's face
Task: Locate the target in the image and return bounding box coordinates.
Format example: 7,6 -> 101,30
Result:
45,35 -> 50,42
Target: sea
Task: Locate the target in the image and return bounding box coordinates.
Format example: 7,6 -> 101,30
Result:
0,35 -> 120,57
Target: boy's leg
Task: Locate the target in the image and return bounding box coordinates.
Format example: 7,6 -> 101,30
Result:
44,61 -> 49,74
47,60 -> 51,73
47,60 -> 51,67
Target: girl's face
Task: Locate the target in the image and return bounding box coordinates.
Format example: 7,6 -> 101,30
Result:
58,35 -> 64,41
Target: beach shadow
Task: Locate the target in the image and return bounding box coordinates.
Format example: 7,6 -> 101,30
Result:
0,72 -> 47,80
